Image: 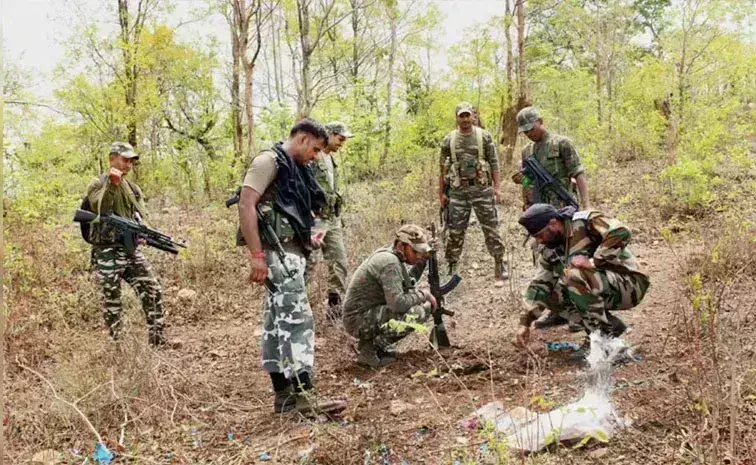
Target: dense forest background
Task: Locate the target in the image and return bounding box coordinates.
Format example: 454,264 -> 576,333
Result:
4,0 -> 754,216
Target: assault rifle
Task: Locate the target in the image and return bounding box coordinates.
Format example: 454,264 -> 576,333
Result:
439,185 -> 450,243
73,209 -> 186,255
521,157 -> 579,209
428,223 -> 462,348
225,187 -> 294,294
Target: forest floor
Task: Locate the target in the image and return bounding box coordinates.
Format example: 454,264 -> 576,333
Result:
5,162 -> 756,464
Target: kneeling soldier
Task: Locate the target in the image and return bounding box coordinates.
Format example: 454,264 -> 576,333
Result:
513,204 -> 650,361
343,225 -> 437,367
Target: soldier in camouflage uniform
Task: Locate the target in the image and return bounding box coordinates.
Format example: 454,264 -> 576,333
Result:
308,122 -> 353,321
85,142 -> 167,347
512,106 -> 590,210
513,106 -> 592,331
513,204 -> 650,361
343,224 -> 437,367
238,119 -> 346,416
439,102 -> 508,280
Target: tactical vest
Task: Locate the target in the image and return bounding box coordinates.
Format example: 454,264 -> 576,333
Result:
235,150 -> 299,250
522,134 -> 573,192
81,174 -> 142,245
445,127 -> 491,188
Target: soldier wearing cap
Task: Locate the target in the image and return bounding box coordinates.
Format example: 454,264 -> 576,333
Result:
439,102 -> 508,280
513,204 -> 650,361
342,224 -> 438,367
513,106 -> 590,210
84,142 -> 169,347
308,121 -> 353,322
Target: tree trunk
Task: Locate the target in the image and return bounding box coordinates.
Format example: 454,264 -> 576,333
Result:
499,0 -> 518,165
118,0 -> 139,149
296,0 -> 313,118
516,0 -> 528,104
231,18 -> 243,162
381,6 -> 397,166
244,61 -> 255,157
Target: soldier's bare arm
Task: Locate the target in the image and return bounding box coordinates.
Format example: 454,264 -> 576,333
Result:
239,186 -> 267,284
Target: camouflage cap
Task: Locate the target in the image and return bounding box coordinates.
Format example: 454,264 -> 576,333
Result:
516,106 -> 542,133
325,121 -> 354,138
396,224 -> 432,253
455,101 -> 473,116
109,141 -> 139,159
519,203 -> 558,236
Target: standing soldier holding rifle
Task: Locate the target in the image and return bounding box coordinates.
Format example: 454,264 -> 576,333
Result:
512,106 -> 590,210
512,106 -> 591,331
237,119 -> 346,416
82,142 -> 175,347
439,102 -> 508,281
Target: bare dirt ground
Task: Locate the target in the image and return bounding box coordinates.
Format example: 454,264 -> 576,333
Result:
5,166 -> 756,464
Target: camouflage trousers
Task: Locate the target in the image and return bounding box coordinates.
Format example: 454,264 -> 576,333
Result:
445,185 -> 505,263
527,267 -> 649,332
93,247 -> 164,345
306,217 -> 348,297
261,250 -> 315,378
344,303 -> 429,346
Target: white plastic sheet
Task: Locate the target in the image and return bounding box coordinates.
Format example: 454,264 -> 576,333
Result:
468,333 -> 633,452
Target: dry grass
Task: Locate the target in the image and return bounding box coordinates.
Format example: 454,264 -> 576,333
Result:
4,157 -> 756,464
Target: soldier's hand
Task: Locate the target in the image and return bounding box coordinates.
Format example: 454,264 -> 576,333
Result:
513,325 -> 530,348
494,190 -> 502,204
511,171 -> 524,185
569,255 -> 595,270
311,231 -> 325,249
426,293 -> 438,311
439,193 -> 448,207
249,257 -> 268,285
109,167 -> 123,185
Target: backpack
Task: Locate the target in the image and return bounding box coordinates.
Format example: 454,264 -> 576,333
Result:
79,175 -> 140,244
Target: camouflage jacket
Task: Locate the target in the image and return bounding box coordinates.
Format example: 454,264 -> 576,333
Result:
521,131 -> 584,207
312,153 -> 341,219
85,175 -> 146,245
343,248 -> 428,321
523,210 -> 648,315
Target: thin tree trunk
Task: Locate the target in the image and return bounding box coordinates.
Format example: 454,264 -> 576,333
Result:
231,19 -> 243,162
516,0 -> 528,104
381,6 -> 397,165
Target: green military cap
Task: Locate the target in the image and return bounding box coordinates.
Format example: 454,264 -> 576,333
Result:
325,121 -> 354,138
519,203 -> 558,236
396,224 -> 432,253
455,101 -> 473,116
109,141 -> 139,159
516,106 -> 541,133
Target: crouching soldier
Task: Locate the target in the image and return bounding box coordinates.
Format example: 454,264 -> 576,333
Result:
513,204 -> 650,361
343,224 -> 437,367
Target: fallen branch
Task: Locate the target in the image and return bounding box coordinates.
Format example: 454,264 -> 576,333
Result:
16,357 -> 105,445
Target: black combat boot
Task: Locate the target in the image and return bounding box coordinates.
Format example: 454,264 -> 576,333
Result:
357,339 -> 394,368
271,373 -> 296,413
325,293 -> 342,323
448,262 -> 458,277
494,257 -> 509,281
290,372 -> 347,417
534,311 -> 570,330
602,312 -> 628,338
